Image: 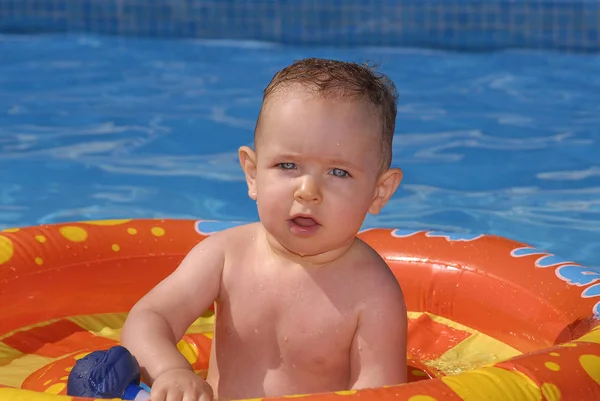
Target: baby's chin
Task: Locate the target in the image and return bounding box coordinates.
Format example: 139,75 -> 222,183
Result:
267,231 -> 356,265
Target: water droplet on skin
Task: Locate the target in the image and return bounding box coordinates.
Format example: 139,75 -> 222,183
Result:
284,336 -> 288,342
292,364 -> 296,368
254,328 -> 259,333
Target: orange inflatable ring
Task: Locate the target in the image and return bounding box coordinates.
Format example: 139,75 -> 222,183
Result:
1,218 -> 599,401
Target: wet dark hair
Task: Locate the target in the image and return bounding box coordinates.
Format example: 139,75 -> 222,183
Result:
255,58 -> 398,170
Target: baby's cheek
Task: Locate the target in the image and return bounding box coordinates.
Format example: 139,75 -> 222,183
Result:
261,171 -> 291,190
339,189 -> 376,216
261,178 -> 287,197
258,186 -> 288,211
330,181 -> 370,202
331,193 -> 365,214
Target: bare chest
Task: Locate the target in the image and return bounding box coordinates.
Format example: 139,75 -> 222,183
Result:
217,270 -> 359,373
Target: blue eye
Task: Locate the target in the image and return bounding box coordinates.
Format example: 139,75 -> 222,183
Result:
331,168 -> 350,178
278,163 -> 296,170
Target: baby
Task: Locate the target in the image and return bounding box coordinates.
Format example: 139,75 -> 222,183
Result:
121,58 -> 407,401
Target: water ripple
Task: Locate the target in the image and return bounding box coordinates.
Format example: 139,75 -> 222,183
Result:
0,34 -> 598,269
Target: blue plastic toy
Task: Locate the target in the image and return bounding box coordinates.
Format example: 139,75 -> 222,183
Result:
66,345 -> 151,400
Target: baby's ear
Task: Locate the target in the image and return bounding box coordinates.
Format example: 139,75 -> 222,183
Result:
369,168 -> 402,215
239,146 -> 258,200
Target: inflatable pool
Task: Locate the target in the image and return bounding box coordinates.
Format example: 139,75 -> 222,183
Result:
1,219 -> 599,400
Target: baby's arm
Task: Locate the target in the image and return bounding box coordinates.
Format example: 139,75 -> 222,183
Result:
121,233 -> 225,384
348,266 -> 407,389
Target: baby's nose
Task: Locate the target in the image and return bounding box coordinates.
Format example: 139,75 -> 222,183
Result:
294,176 -> 322,203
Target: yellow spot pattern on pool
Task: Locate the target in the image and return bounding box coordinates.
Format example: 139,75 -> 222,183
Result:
441,366 -> 541,401
0,235 -> 14,265
580,354 -> 600,385
2,228 -> 19,232
35,235 -> 47,243
35,257 -> 43,265
112,244 -> 120,252
558,343 -> 577,348
82,219 -> 132,225
545,362 -> 560,371
151,227 -> 165,237
127,227 -> 137,235
549,352 -> 560,357
43,380 -> 52,386
408,396 -> 438,401
541,382 -> 561,400
575,327 -> 600,344
44,383 -> 66,394
59,226 -> 88,242
334,390 -> 357,396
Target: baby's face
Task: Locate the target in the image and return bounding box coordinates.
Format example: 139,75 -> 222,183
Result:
252,89 -> 384,257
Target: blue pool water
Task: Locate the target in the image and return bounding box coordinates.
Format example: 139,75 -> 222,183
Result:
0,34 -> 599,269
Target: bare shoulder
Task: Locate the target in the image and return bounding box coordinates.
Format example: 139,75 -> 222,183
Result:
191,222 -> 260,253
127,222 -> 261,338
349,238 -> 406,311
350,238 -> 402,288
202,222 -> 261,260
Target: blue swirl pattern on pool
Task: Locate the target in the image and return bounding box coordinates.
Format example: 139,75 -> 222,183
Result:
555,264 -> 600,316
511,247 -> 575,268
390,229 -> 424,238
390,229 -> 482,241
556,265 -> 600,287
424,232 -> 483,242
511,246 -> 600,316
583,285 -> 600,298
195,220 -> 246,235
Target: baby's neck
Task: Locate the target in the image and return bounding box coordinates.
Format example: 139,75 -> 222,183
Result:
261,225 -> 356,268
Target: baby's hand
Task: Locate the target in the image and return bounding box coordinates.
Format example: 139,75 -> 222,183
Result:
151,368 -> 213,401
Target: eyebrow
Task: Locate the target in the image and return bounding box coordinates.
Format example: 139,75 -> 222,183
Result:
274,153 -> 363,171
325,158 -> 362,170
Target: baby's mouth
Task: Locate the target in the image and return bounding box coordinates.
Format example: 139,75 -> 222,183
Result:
292,216 -> 318,227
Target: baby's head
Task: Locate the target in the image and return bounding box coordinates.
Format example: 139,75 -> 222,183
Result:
239,58 -> 402,259
255,58 -> 398,171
